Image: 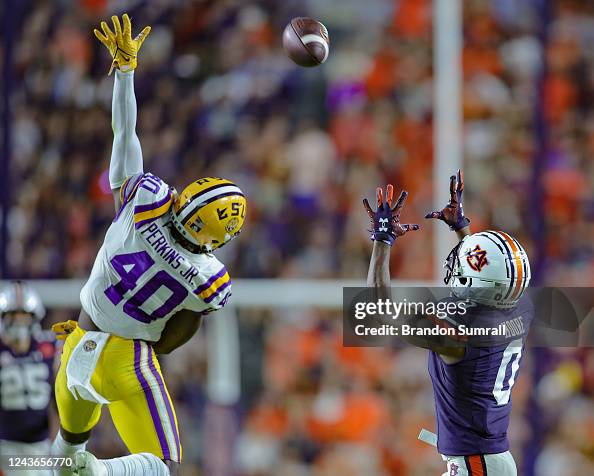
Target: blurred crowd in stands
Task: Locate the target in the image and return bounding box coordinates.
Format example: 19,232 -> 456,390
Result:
3,0 -> 594,474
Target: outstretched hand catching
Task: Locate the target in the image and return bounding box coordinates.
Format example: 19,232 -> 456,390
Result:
425,169 -> 471,231
94,13 -> 151,74
363,185 -> 420,246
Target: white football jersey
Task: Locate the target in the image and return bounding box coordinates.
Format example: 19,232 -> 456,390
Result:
80,173 -> 232,342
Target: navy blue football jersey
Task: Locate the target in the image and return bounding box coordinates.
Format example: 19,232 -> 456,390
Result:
428,295 -> 534,456
0,332 -> 55,443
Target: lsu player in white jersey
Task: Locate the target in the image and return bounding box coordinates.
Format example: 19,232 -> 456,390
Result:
49,14 -> 246,476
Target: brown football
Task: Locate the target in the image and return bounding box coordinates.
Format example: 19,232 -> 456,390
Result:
282,17 -> 330,67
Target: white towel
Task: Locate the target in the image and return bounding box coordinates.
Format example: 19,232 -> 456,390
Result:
65,331 -> 110,404
418,428 -> 438,447
418,429 -> 450,462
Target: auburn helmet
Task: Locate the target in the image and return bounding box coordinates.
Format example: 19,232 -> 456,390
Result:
171,177 -> 246,253
0,281 -> 45,340
0,281 -> 45,320
444,231 -> 531,309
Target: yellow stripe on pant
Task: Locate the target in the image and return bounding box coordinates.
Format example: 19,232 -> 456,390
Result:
55,326 -> 182,462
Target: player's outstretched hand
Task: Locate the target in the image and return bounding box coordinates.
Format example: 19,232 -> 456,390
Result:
363,185 -> 420,246
94,13 -> 151,75
425,169 -> 471,231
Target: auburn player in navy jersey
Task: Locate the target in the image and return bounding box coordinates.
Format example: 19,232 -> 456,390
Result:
363,171 -> 532,476
0,281 -> 55,476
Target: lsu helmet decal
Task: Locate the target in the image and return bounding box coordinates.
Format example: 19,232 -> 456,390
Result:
171,177 -> 246,252
444,231 -> 531,309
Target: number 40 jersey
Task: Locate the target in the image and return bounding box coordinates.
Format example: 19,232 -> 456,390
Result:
81,173 -> 232,342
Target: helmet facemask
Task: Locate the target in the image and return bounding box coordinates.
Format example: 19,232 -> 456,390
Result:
0,311 -> 39,353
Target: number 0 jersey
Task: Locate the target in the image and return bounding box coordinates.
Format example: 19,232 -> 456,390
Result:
80,173 -> 232,342
429,296 -> 534,456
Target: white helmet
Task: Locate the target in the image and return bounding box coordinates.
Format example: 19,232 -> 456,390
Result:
444,231 -> 531,309
0,281 -> 45,320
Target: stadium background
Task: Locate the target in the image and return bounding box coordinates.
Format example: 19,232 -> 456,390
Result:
1,0 -> 594,475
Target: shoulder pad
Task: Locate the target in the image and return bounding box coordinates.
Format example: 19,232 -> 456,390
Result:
131,173 -> 174,229
119,173 -> 144,206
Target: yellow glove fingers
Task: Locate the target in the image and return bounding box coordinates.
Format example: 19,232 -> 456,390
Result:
95,15 -> 150,73
123,13 -> 132,38
135,26 -> 151,47
112,15 -> 123,38
51,320 -> 78,340
101,20 -> 115,40
93,28 -> 109,46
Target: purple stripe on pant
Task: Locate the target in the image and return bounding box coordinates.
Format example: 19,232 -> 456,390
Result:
147,345 -> 181,462
133,340 -> 171,460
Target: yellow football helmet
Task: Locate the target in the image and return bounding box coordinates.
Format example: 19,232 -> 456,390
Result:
171,177 -> 246,253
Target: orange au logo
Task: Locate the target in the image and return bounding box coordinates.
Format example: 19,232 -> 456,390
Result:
467,244 -> 488,272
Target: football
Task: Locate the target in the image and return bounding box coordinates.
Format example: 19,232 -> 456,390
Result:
282,17 -> 330,67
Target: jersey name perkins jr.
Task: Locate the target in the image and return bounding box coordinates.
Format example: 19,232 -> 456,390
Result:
139,221 -> 199,284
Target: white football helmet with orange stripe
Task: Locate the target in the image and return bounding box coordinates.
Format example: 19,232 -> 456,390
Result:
444,231 -> 531,309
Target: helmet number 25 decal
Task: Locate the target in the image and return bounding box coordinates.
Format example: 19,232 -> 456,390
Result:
104,251 -> 188,323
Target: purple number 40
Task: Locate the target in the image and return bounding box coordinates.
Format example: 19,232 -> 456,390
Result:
104,251 -> 189,323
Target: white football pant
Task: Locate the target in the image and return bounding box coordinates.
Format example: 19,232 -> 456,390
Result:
441,451 -> 517,476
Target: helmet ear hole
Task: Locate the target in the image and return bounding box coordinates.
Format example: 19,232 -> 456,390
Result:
189,217 -> 204,233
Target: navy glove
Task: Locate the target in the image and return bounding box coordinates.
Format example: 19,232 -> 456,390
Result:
363,185 -> 420,246
425,169 -> 471,231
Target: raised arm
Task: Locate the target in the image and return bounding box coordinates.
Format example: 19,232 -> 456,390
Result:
363,186 -> 419,288
94,14 -> 151,212
363,182 -> 466,359
108,70 -> 143,211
